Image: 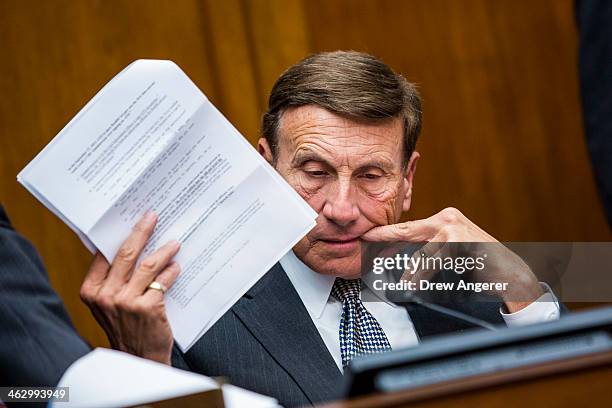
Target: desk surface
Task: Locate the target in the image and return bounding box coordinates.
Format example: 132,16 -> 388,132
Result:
318,351 -> 612,408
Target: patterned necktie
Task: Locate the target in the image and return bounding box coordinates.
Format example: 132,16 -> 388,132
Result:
332,278 -> 392,368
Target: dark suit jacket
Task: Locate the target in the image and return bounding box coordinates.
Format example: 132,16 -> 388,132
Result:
577,0 -> 612,227
0,206 -> 90,387
172,263 -> 505,407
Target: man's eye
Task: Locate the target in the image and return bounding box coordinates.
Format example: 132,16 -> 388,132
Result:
360,173 -> 382,180
306,170 -> 328,177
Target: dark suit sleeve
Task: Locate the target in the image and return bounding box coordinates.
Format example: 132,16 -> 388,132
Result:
0,206 -> 90,387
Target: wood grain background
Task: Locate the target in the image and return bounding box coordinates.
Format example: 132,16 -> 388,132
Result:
0,0 -> 609,348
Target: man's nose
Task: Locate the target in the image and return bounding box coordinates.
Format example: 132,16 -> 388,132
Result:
321,178 -> 360,227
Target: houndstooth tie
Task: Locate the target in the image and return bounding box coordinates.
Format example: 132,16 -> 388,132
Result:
332,278 -> 392,368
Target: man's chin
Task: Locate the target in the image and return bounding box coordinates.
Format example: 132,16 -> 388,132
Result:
304,256 -> 362,279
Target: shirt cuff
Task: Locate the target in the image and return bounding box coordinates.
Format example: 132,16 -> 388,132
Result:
500,283 -> 560,327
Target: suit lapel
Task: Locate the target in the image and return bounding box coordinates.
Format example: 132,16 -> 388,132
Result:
232,263 -> 343,404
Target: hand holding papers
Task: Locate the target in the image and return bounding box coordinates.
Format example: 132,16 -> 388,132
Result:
18,60 -> 317,351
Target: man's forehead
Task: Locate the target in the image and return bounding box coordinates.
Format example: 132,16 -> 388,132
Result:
278,105 -> 404,150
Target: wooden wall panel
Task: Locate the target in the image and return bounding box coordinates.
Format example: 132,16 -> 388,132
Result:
0,0 -> 609,348
242,0 -> 312,110
200,0 -> 262,143
302,0 -> 610,241
0,0 -> 231,347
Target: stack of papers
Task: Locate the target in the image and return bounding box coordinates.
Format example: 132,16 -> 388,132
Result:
52,348 -> 280,407
18,60 -> 317,350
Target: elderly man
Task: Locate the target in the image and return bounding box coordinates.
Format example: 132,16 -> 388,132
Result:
80,51 -> 559,407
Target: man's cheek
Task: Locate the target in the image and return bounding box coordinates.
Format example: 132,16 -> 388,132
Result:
361,188 -> 401,225
286,175 -> 325,210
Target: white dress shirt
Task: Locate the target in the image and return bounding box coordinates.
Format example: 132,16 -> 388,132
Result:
280,250 -> 560,371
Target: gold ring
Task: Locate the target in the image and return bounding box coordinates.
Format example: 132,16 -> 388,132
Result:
148,281 -> 168,294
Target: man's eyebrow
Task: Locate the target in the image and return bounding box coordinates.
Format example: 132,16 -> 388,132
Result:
291,150 -> 396,172
358,159 -> 395,172
291,150 -> 330,167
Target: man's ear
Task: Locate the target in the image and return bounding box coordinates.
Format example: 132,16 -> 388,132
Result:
402,151 -> 420,212
257,137 -> 274,165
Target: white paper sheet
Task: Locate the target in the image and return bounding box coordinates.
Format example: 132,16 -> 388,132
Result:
52,348 -> 279,408
18,60 -> 317,350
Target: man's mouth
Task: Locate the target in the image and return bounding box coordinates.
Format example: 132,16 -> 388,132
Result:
318,236 -> 361,252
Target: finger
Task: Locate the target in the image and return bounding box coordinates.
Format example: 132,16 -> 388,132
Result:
83,252 -> 110,287
125,240 -> 181,296
80,253 -> 111,303
362,218 -> 438,242
106,211 -> 158,288
141,261 -> 181,301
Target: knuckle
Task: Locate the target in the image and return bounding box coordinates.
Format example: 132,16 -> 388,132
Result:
116,245 -> 138,263
113,293 -> 131,311
125,302 -> 141,314
79,285 -> 93,304
440,207 -> 462,224
97,296 -> 115,311
132,299 -> 153,315
139,257 -> 158,274
168,262 -> 181,273
116,295 -> 145,314
132,222 -> 148,234
95,289 -> 116,310
399,223 -> 411,234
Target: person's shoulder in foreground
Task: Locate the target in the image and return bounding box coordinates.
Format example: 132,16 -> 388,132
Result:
0,205 -> 90,387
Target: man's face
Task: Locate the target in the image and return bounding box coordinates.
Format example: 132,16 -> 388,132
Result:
259,105 -> 419,278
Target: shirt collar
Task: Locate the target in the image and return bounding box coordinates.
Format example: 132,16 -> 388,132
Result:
280,251 -> 398,318
280,250 -> 335,319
